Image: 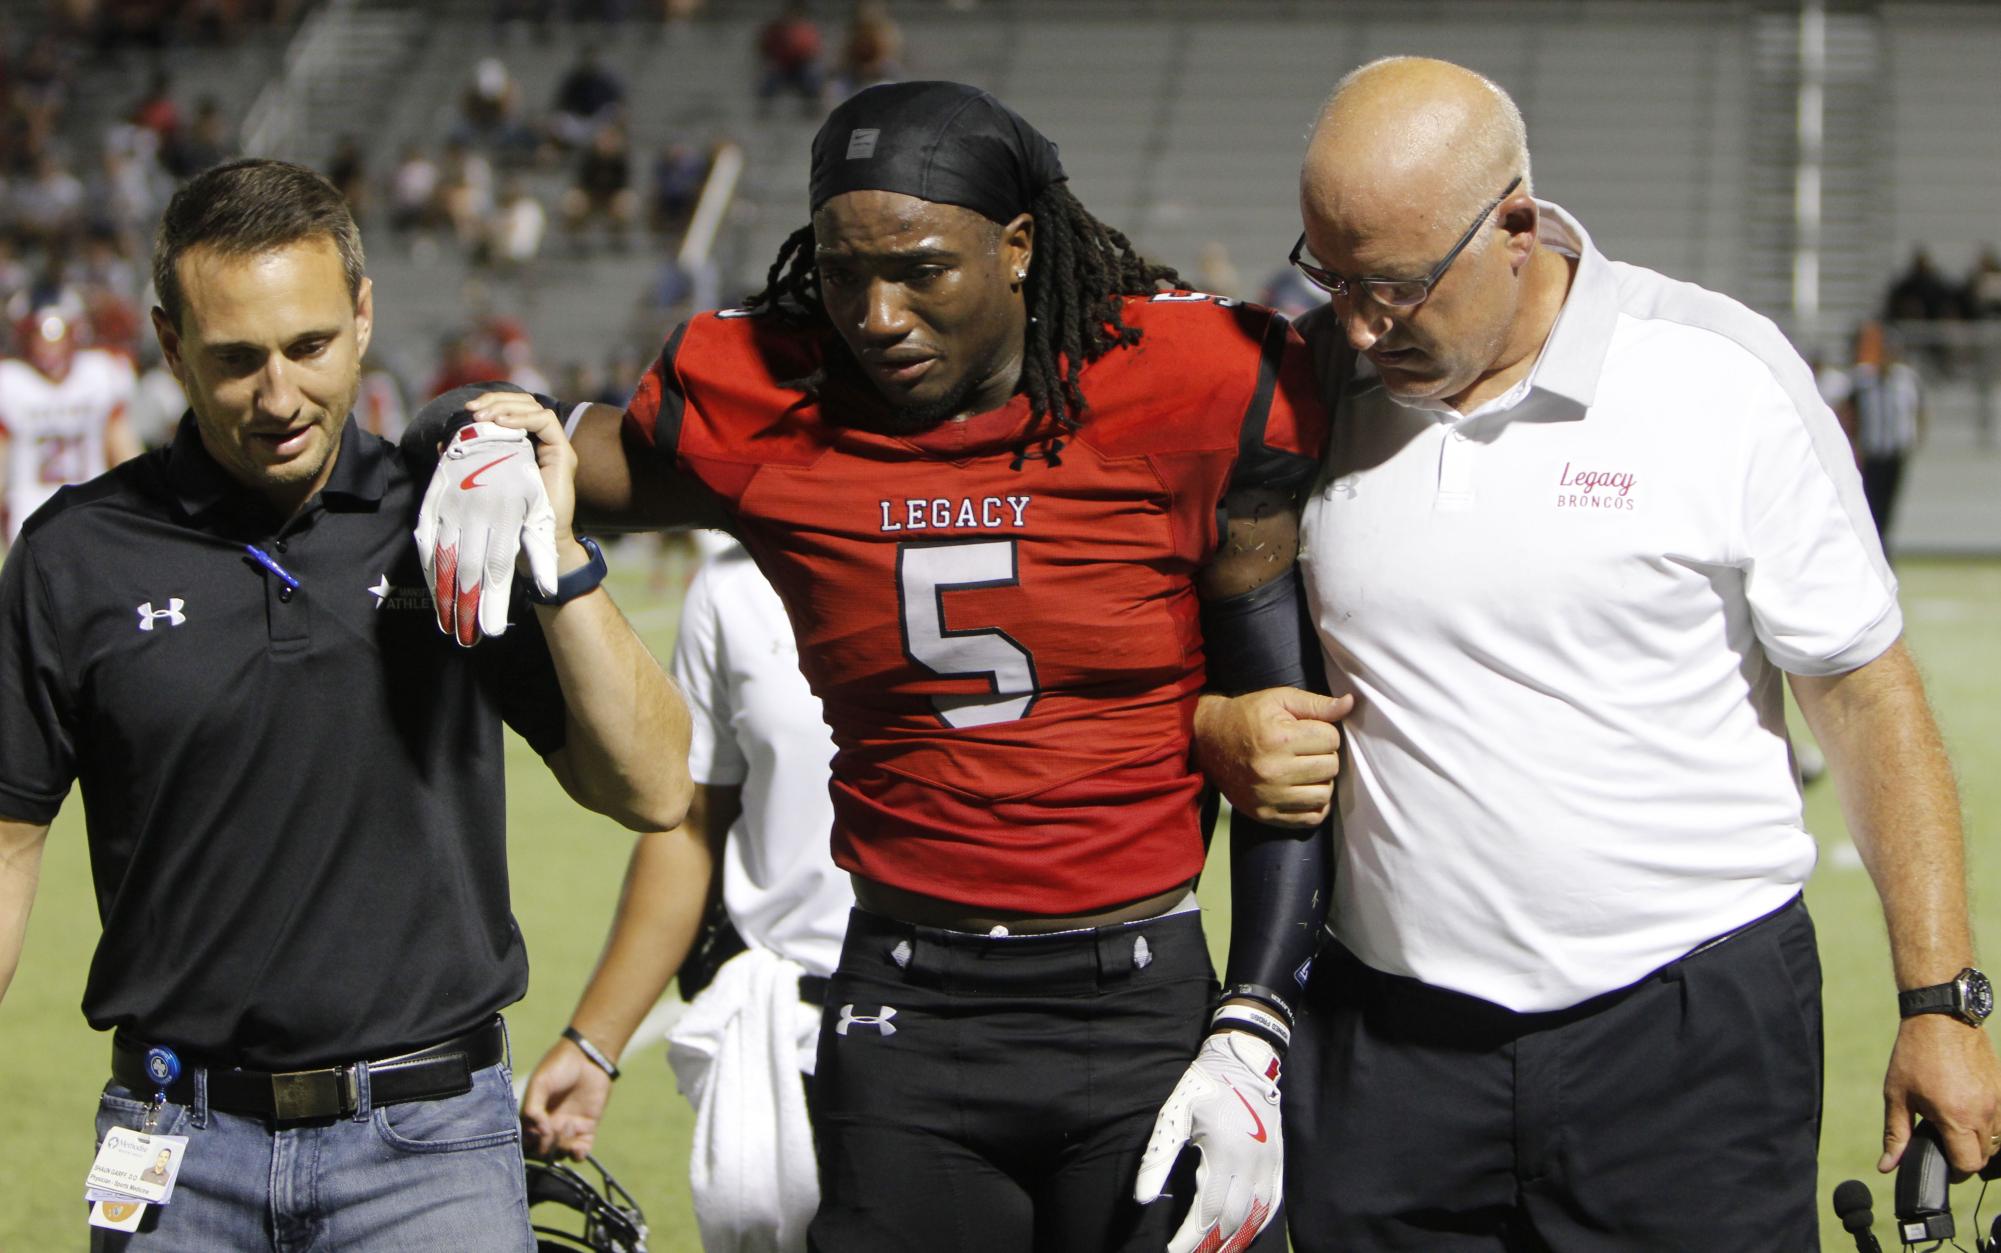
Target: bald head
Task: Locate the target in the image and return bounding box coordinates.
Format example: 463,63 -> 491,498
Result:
1303,57 -> 1530,233
1294,58 -> 1566,412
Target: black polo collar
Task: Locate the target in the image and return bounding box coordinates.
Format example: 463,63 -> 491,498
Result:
166,412 -> 388,520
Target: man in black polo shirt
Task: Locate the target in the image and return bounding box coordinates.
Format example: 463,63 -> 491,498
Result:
0,159 -> 690,1248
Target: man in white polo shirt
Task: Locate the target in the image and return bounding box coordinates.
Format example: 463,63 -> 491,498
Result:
1238,55 -> 2001,1248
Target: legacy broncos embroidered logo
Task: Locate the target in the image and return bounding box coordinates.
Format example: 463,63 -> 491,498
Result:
1555,461 -> 1638,511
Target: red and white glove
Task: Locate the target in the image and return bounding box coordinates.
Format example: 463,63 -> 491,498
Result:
414,421 -> 558,646
1134,1030 -> 1285,1253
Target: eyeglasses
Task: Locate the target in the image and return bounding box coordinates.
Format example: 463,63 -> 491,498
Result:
1289,175 -> 1523,310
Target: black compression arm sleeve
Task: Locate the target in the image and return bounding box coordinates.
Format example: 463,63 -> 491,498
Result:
1199,565 -> 1334,1026
399,382 -> 562,469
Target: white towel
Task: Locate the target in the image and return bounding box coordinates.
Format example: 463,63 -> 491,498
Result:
667,946 -> 821,1253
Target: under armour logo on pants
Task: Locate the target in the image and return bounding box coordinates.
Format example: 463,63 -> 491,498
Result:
835,1004 -> 897,1036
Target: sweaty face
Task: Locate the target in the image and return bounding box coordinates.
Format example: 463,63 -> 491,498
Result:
813,190 -> 1029,429
1301,195 -> 1520,407
156,238 -> 371,515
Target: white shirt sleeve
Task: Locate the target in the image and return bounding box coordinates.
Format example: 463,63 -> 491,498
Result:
1735,365 -> 1903,676
670,558 -> 749,787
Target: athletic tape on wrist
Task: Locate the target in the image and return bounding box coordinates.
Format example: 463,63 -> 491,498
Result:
562,1025 -> 620,1080
1210,1002 -> 1292,1053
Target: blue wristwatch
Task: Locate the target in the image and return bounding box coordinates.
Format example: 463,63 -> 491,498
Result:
531,536 -> 608,607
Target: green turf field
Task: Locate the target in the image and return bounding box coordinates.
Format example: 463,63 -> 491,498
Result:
2,557 -> 1996,1250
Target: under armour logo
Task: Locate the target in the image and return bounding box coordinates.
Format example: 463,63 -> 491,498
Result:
835,1004 -> 897,1037
137,599 -> 186,630
1009,438 -> 1064,470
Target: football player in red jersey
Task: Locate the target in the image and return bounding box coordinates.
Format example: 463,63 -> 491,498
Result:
414,82 -> 1349,1253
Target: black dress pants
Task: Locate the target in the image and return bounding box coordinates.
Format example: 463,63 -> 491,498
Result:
807,907 -> 1221,1253
1861,453 -> 1908,548
1284,897 -> 1823,1252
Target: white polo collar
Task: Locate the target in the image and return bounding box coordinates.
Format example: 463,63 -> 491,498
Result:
1527,199 -> 1620,414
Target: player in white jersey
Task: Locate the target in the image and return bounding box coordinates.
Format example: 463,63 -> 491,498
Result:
522,539 -> 850,1252
0,309 -> 140,545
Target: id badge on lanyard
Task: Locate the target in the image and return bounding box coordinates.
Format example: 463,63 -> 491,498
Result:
85,1047 -> 190,1232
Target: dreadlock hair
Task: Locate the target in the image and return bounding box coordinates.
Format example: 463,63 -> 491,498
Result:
747,182 -> 1180,433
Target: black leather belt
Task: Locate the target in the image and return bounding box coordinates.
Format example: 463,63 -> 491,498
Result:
111,1018 -> 506,1123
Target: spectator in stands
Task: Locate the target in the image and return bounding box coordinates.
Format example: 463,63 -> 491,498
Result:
1195,240 -> 1242,300
1962,247 -> 2001,320
92,1 -> 180,51
126,338 -> 187,450
10,254 -> 85,327
13,34 -> 74,134
482,175 -> 547,274
839,0 -> 904,93
163,96 -> 234,180
646,139 -> 708,236
548,45 -> 626,152
327,134 -> 369,225
492,0 -> 550,30
558,359 -> 604,411
128,67 -> 180,146
388,144 -> 443,240
75,227 -> 137,305
561,121 -> 636,250
14,151 -> 85,248
0,239 -> 28,315
454,56 -> 536,160
355,362 -> 407,441
594,346 -> 640,407
1258,263 -> 1327,321
439,138 -> 497,251
1847,320 -> 1925,551
91,141 -> 162,245
756,2 -> 824,117
501,330 -> 551,395
1884,247 -> 1962,322
83,283 -> 142,357
425,330 -> 507,400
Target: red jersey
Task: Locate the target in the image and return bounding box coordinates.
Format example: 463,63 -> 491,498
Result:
625,293 -> 1325,912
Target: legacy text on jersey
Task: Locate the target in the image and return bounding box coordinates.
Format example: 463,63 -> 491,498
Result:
878,495 -> 1033,533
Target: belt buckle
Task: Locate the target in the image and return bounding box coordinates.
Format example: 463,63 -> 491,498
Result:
270,1067 -> 348,1121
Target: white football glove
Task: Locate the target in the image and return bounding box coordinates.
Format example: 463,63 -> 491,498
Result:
414,421 -> 558,646
1134,1030 -> 1284,1253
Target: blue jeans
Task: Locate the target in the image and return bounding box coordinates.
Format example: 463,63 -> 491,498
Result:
89,1059 -> 534,1251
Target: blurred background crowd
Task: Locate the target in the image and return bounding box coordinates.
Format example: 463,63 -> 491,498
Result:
0,0 -> 1992,560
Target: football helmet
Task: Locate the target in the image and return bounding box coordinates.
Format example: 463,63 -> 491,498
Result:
526,1154 -> 648,1253
16,307 -> 76,381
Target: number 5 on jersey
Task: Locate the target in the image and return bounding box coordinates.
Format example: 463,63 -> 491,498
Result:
897,540 -> 1040,728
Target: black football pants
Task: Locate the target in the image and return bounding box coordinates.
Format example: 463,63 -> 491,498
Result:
807,906 -> 1221,1253
1284,895 -> 1823,1251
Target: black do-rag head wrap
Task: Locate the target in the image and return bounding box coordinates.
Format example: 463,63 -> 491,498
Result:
809,81 -> 1067,223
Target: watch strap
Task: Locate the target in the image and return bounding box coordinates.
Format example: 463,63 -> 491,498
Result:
1898,967 -> 1991,1026
531,536 -> 607,607
1899,983 -> 1960,1019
